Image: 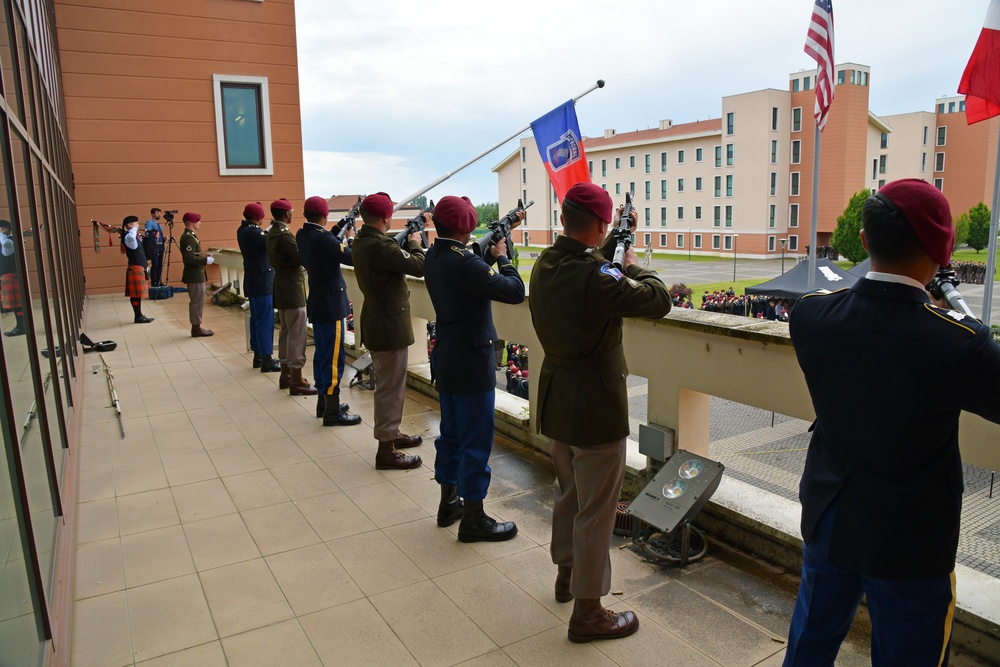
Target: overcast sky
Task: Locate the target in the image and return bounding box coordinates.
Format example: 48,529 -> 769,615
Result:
294,0 -> 990,206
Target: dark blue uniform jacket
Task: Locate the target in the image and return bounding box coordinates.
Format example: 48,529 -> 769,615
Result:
236,221 -> 274,298
296,222 -> 352,323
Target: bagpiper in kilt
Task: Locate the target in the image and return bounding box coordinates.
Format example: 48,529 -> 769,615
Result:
0,218 -> 24,336
121,216 -> 153,323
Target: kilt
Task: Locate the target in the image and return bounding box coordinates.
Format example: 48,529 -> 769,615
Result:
1,273 -> 21,311
124,265 -> 149,298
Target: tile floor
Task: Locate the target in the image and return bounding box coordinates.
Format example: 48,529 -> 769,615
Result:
67,293 -> 980,666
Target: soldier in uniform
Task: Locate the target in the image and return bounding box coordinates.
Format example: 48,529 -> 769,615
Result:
0,219 -> 23,336
783,179 -> 1000,666
530,182 -> 671,643
352,192 -> 427,469
266,198 -> 316,396
237,202 -> 279,372
296,195 -> 360,426
179,212 -> 214,337
424,195 -> 524,540
120,215 -> 153,324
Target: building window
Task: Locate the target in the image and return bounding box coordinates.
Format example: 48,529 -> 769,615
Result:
713,206 -> 721,227
523,189 -> 528,203
788,235 -> 798,251
645,153 -> 651,173
790,172 -> 800,196
629,155 -> 636,168
725,205 -> 733,227
791,140 -> 801,164
676,178 -> 684,193
678,149 -> 686,164
879,155 -> 887,174
960,100 -> 966,111
923,126 -> 929,145
661,152 -> 667,172
695,234 -> 703,249
921,152 -> 927,172
789,204 -> 799,227
880,132 -> 888,149
769,204 -> 776,228
934,178 -> 944,190
712,234 -> 721,249
937,126 -> 947,146
726,112 -> 734,134
770,172 -> 777,196
521,146 -> 527,162
949,101 -> 956,113
804,75 -> 811,90
724,235 -> 733,250
726,175 -> 734,197
588,160 -> 593,175
695,206 -> 702,220
661,207 -> 668,226
935,152 -> 945,172
677,206 -> 684,220
615,157 -> 621,170
793,78 -> 801,92
714,176 -> 722,197
213,74 -> 273,175
661,233 -> 668,247
630,181 -> 636,194
645,181 -> 651,200
770,140 -> 777,164
872,159 -> 878,181
726,143 -> 734,166
661,180 -> 668,199
793,107 -> 802,132
695,177 -> 703,191
644,233 -> 651,246
837,70 -> 846,85
696,147 -> 703,162
553,211 -> 558,226
768,236 -> 776,252
714,145 -> 722,167
644,208 -> 651,226
522,168 -> 527,184
615,183 -> 621,195
676,234 -> 684,248
601,159 -> 607,177
772,107 -> 779,131
937,102 -> 945,114
878,179 -> 886,188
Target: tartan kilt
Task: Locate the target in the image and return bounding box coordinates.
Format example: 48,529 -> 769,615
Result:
124,265 -> 149,298
1,273 -> 21,311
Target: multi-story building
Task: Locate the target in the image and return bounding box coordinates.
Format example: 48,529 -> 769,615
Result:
496,63 -> 999,258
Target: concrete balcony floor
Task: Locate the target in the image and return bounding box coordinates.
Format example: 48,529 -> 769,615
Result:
69,293 -> 986,666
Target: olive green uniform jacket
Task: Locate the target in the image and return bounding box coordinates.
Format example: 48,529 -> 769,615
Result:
351,224 -> 425,351
266,219 -> 306,310
529,235 -> 671,446
179,229 -> 207,284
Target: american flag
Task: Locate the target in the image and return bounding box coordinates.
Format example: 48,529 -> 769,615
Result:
804,0 -> 835,131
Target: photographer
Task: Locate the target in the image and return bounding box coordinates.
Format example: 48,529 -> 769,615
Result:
179,212 -> 214,337
144,208 -> 168,286
424,195 -> 524,541
121,215 -> 153,323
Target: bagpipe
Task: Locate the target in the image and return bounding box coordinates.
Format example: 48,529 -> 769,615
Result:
92,219 -> 125,253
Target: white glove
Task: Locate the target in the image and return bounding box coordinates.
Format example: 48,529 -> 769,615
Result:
206,256 -> 215,265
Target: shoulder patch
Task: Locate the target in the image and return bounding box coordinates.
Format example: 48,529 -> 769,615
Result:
599,262 -> 623,281
398,247 -> 411,259
923,303 -> 979,335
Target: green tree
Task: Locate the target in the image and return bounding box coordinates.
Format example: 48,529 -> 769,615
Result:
408,195 -> 428,209
831,190 -> 870,264
966,202 -> 992,252
953,212 -> 970,250
475,202 -> 499,228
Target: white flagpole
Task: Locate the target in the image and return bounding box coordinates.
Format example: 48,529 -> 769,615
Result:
391,80 -> 606,212
807,122 -> 822,291
980,131 -> 1000,326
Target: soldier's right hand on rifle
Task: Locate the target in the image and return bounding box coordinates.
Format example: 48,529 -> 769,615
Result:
622,246 -> 639,269
614,205 -> 638,229
407,231 -> 422,244
491,237 -> 508,259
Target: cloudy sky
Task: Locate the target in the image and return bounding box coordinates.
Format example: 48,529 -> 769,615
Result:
294,0 -> 990,206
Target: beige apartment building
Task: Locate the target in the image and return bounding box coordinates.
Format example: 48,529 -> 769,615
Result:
496,63 -> 1000,259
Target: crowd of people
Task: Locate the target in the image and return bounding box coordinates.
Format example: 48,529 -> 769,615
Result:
952,259 -> 989,284
699,289 -> 793,320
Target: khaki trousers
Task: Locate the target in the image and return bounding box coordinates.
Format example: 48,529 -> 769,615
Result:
371,347 -> 408,442
549,437 -> 627,599
277,307 -> 307,369
187,282 -> 205,326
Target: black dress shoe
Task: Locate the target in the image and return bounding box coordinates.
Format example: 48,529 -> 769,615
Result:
259,356 -> 281,373
457,500 -> 517,543
4,326 -> 24,337
323,410 -> 362,427
252,352 -> 261,369
134,315 -> 154,324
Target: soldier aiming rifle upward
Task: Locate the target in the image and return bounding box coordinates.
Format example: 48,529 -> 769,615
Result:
611,191 -> 634,270
335,196 -> 363,241
472,199 -> 533,261
394,201 -> 435,248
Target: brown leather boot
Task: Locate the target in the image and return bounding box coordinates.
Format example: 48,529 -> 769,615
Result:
191,325 -> 214,337
288,367 -> 318,396
279,364 -> 291,390
567,598 -> 639,643
374,440 -> 421,470
555,565 -> 573,603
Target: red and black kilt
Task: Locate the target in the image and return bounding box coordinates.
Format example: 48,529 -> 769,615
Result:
1,273 -> 21,311
124,265 -> 149,298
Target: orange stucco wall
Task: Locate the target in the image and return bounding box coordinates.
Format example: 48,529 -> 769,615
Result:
938,113 -> 999,219
54,0 -> 305,293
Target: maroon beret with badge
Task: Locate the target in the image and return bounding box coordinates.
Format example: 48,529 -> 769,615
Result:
564,182 -> 613,224
182,212 -> 201,224
876,179 -> 954,267
244,202 -> 265,221
304,196 -> 329,218
361,192 -> 394,219
270,198 -> 293,212
433,195 -> 478,234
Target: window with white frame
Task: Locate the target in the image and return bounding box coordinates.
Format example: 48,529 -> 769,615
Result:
726,175 -> 733,197
934,178 -> 944,190
661,207 -> 667,226
712,234 -> 721,249
695,205 -> 702,220
644,233 -> 651,246
696,147 -> 703,162
645,208 -> 651,226
769,204 -> 776,228
771,107 -> 779,131
676,234 -> 684,248
678,150 -> 686,164
788,235 -> 798,250
695,177 -> 703,191
676,178 -> 684,193
630,155 -> 636,168
935,152 -> 945,172
713,206 -> 721,227
645,154 -> 651,173
937,126 -> 946,146
660,179 -> 668,199
789,203 -> 799,227
790,172 -> 800,196
791,140 -> 801,164
724,235 -> 732,250
694,234 -> 702,248
645,181 -> 651,200
213,74 -> 273,175
768,236 -> 776,252
725,205 -> 733,227
677,206 -> 684,220
660,233 -> 668,246
770,172 -> 777,196
726,143 -> 734,166
615,157 -> 621,170
793,107 -> 802,132
661,152 -> 667,171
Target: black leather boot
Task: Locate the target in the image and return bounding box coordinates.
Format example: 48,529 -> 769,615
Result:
457,499 -> 517,543
315,393 -> 325,418
252,352 -> 261,369
323,392 -> 361,426
259,356 -> 281,373
437,484 -> 464,527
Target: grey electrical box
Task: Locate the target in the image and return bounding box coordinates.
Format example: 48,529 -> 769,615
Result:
639,423 -> 676,462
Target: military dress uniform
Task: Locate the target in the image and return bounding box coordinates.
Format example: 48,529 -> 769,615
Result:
179,227 -> 211,334
529,233 -> 671,599
236,218 -> 276,368
351,222 -> 425,466
266,218 -> 310,379
784,276 -> 1000,666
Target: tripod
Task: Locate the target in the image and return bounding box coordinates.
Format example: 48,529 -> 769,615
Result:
163,222 -> 179,285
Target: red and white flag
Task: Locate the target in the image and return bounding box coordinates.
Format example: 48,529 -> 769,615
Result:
959,0 -> 1000,124
804,0 -> 835,131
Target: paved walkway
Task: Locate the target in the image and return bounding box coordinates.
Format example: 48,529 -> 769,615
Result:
69,292 -> 992,666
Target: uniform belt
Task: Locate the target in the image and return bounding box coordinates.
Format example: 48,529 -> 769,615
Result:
543,344 -> 624,370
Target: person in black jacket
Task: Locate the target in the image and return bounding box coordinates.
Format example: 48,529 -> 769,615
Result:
237,202 -> 279,372
121,216 -> 153,324
783,179 -> 1000,666
296,196 -> 361,426
424,195 -> 524,541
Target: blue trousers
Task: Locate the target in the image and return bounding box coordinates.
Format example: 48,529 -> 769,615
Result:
312,319 -> 346,397
784,502 -> 956,667
248,294 -> 275,356
434,391 -> 494,501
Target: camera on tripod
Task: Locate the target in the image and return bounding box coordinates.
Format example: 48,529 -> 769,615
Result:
162,209 -> 179,227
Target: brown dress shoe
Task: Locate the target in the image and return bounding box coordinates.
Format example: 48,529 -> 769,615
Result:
288,367 -> 318,396
374,441 -> 422,470
279,364 -> 291,390
555,565 -> 573,603
191,326 -> 214,337
567,598 -> 639,643
391,434 -> 422,449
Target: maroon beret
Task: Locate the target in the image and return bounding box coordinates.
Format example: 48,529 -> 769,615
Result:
876,179 -> 954,267
434,195 -> 478,234
243,202 -> 265,221
361,192 -> 394,219
182,212 -> 201,224
304,196 -> 329,218
564,182 -> 613,224
270,198 -> 293,212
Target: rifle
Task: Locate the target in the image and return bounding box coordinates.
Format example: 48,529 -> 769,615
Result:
472,199 -> 533,261
394,200 -> 434,248
611,191 -> 634,270
334,196 -> 363,241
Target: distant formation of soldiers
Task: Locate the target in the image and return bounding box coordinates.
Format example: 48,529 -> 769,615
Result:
952,260 -> 988,284
700,289 -> 792,321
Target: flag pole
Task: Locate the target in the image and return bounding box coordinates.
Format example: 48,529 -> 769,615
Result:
391,80 -> 606,211
807,122 -> 822,291
980,131 -> 1000,326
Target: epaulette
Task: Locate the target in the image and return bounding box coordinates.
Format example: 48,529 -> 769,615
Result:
922,303 -> 981,336
799,286 -> 850,300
